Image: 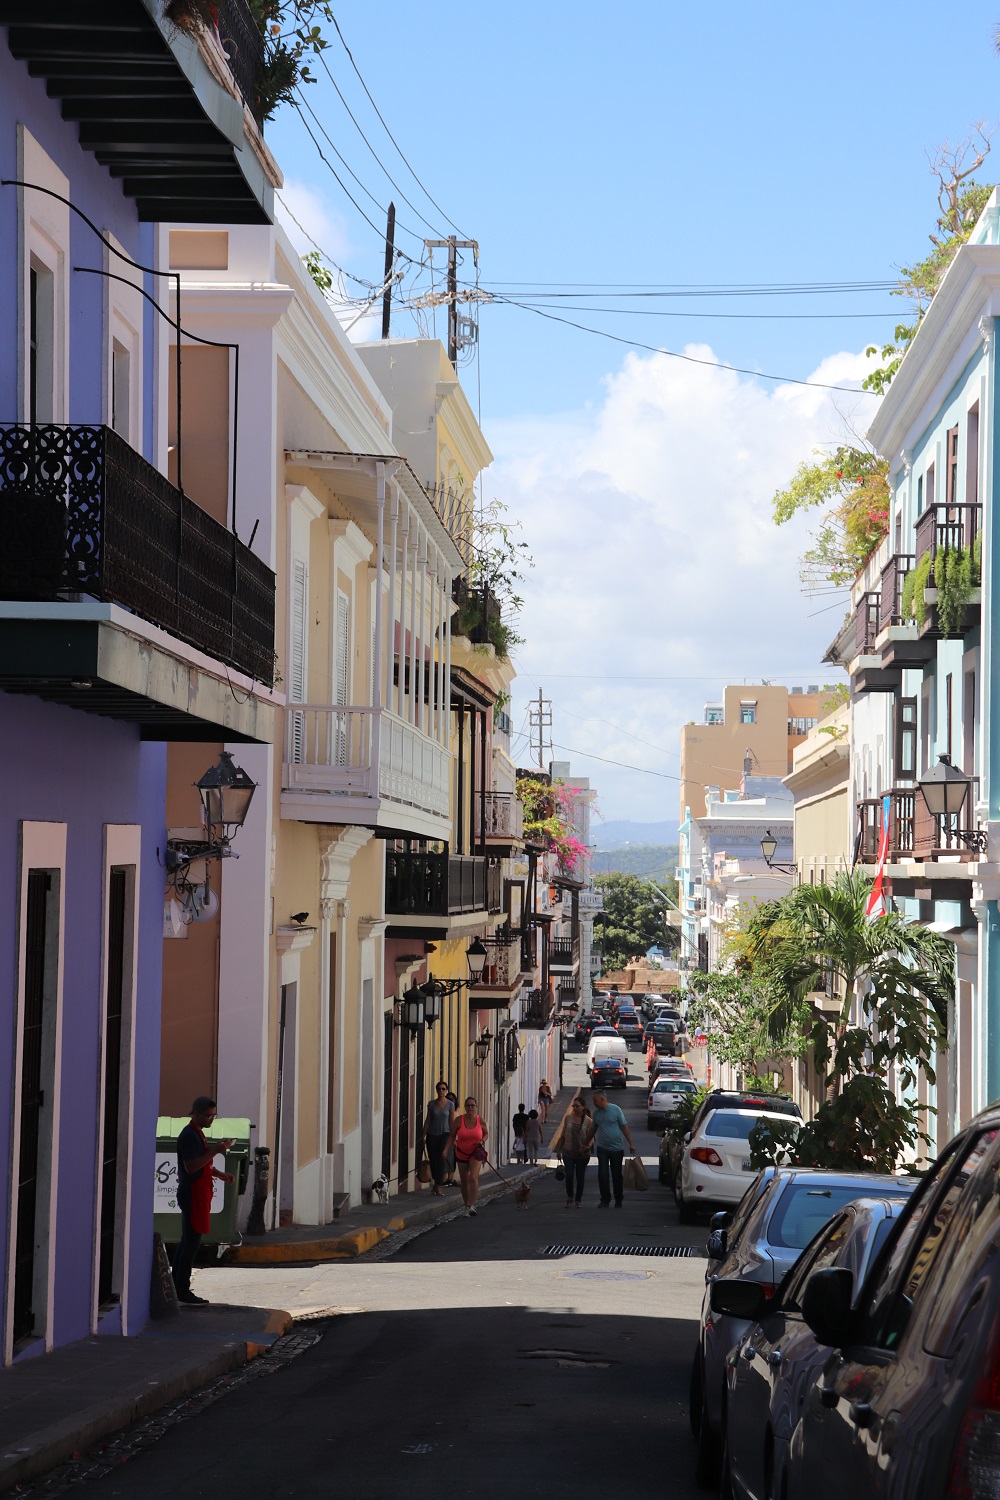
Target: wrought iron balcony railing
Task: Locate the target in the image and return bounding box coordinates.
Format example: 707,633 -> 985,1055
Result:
520,988 -> 554,1029
214,0 -> 266,122
385,850 -> 503,917
0,424 -> 275,683
915,503 -> 982,575
880,552 -> 915,627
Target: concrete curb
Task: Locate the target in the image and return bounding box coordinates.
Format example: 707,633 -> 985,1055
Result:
0,1309 -> 294,1496
228,1165 -> 550,1265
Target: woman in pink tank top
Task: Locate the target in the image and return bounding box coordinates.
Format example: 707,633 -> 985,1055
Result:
444,1096 -> 489,1217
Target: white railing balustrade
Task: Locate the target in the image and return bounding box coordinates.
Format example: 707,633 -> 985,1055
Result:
475,792 -> 524,840
284,705 -> 449,819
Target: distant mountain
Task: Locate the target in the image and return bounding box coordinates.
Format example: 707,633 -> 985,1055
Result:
592,819 -> 679,850
592,845 -> 679,881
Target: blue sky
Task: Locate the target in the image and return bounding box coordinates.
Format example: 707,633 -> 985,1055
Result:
264,1 -> 1000,823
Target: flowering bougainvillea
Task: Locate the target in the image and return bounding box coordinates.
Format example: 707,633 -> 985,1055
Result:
516,778 -> 595,873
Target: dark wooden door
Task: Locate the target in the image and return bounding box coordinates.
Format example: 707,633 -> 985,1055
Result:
98,869 -> 127,1307
13,869 -> 51,1344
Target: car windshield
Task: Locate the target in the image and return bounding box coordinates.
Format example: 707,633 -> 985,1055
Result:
704,1111 -> 779,1141
767,1181 -> 912,1250
654,1080 -> 695,1093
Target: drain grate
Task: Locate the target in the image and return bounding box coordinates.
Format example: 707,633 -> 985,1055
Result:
541,1244 -> 698,1259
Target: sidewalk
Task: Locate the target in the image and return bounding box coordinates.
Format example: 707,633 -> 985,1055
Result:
230,1080 -> 577,1264
0,1083 -> 574,1493
0,1302 -> 291,1495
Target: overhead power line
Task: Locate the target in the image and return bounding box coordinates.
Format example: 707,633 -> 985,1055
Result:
493,296 -> 874,394
329,11 -> 469,238
550,742 -> 682,781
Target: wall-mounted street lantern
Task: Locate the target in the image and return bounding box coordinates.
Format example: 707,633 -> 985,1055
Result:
467,936 -> 489,985
196,750 -> 257,835
395,982 -> 426,1031
759,829 -> 797,875
420,979 -> 444,1025
473,1028 -> 493,1067
918,755 -> 988,853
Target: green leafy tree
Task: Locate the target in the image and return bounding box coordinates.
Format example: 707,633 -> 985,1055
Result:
593,872 -> 678,972
772,446 -> 890,589
687,969 -> 809,1085
742,872 -> 953,1172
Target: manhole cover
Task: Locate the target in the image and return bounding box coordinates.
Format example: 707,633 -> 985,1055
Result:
541,1244 -> 698,1259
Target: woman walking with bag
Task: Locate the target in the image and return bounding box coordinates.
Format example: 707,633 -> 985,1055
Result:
550,1097 -> 592,1208
444,1096 -> 489,1217
419,1081 -> 456,1195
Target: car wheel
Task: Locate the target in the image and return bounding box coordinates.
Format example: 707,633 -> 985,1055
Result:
719,1431 -> 736,1500
694,1381 -> 720,1486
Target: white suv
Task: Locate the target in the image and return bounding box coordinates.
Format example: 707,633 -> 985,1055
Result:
675,1108 -> 796,1223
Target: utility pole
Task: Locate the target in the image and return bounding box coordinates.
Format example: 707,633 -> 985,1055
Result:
529,688 -> 553,771
381,202 -> 395,340
424,236 -> 478,367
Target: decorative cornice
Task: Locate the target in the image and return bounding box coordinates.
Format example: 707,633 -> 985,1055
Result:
980,313 -> 994,354
320,825 -> 374,902
286,482 -> 326,522
328,517 -> 373,573
276,924 -> 317,953
358,916 -> 389,940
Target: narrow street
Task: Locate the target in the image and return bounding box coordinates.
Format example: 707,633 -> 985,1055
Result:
82,1049 -> 707,1500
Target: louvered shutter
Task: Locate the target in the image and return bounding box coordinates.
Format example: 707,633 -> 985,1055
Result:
290,556 -> 308,763
335,588 -> 350,766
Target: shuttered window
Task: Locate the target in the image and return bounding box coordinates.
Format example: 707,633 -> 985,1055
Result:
334,588 -> 350,766
289,556 -> 308,762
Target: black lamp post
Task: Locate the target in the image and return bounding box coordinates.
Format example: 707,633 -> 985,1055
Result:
759,828 -> 797,875
396,982 -> 426,1030
917,755 -> 988,853
196,750 -> 257,835
467,936 -> 488,986
420,979 -> 444,1025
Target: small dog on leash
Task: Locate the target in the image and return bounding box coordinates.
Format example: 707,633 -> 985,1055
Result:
370,1174 -> 389,1205
514,1181 -> 531,1210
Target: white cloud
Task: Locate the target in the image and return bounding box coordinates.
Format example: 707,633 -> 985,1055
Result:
489,344 -> 878,826
275,178 -> 355,268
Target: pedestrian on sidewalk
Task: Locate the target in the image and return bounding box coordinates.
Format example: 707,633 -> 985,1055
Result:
550,1097 -> 592,1207
172,1097 -> 234,1305
444,1092 -> 459,1184
420,1081 -> 456,1195
512,1101 -> 529,1163
525,1108 -> 543,1164
444,1096 -> 489,1217
538,1079 -> 553,1123
587,1089 -> 638,1209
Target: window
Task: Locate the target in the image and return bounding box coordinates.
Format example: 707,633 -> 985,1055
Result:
963,670 -> 976,775
895,696 -> 917,781
946,425 -> 959,506
967,403 -> 980,504
705,706 -> 723,725
28,261 -> 54,424
926,461 -> 936,509
945,673 -> 954,761
111,340 -> 130,439
780,1211 -> 853,1311
740,702 -> 757,725
767,1184 -> 885,1251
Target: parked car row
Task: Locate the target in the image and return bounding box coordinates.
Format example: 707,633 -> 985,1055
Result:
687,1100 -> 1000,1498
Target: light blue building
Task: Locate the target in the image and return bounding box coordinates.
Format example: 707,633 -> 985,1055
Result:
831,187 -> 1000,1143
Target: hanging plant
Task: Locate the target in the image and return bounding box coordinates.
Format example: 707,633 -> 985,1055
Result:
935,543 -> 980,636
901,551 -> 932,627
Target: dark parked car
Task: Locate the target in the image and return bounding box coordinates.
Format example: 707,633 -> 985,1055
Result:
573,1012 -> 600,1047
716,1193 -> 911,1500
591,1055 -> 627,1090
664,1089 -> 801,1189
768,1107 -> 1000,1500
688,1166 -> 915,1484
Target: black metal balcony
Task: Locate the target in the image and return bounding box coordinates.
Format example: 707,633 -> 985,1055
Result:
214,0 -> 266,121
385,850 -> 503,917
854,590 -> 880,656
915,504 -> 982,575
0,425 -> 275,683
880,552 -> 914,627
520,988 -> 554,1029
549,935 -> 577,968
857,781 -> 983,864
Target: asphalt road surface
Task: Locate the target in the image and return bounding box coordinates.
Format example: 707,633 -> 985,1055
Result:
83,1046 -> 710,1500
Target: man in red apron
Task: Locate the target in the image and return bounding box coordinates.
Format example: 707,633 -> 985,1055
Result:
171,1096 -> 234,1305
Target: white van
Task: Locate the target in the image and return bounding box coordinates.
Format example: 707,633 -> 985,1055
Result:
586,1030 -> 629,1075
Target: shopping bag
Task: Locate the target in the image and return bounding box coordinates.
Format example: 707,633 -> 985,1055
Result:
624,1155 -> 650,1192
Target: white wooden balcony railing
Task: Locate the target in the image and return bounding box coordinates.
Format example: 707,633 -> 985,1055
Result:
474,792 -> 524,842
283,704 -> 450,829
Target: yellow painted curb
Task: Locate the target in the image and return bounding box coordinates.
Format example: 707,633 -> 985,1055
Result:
231,1226 -> 388,1264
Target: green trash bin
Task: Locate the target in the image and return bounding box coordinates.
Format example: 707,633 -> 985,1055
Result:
154,1117 -> 251,1248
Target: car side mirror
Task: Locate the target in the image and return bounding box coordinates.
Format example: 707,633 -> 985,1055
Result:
710,1211 -> 733,1231
684,1132 -> 692,1144
706,1228 -> 728,1260
800,1267 -> 854,1347
709,1279 -> 767,1321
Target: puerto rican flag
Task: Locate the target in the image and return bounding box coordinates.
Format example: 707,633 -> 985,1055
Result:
865,793 -> 892,921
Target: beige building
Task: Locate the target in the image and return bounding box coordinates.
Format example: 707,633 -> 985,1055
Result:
679,683 -> 827,825
784,702 -> 851,887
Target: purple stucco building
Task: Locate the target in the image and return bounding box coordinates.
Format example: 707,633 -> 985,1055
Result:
0,1 -> 274,1361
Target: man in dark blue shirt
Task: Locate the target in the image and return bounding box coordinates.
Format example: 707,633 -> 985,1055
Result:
171,1096 -> 233,1305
